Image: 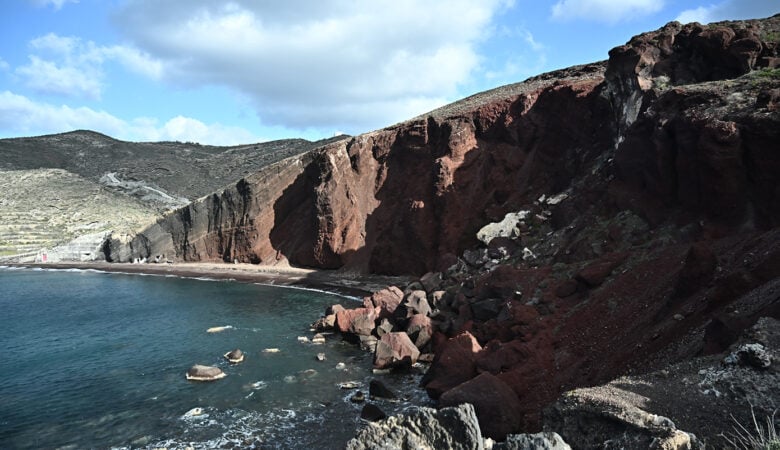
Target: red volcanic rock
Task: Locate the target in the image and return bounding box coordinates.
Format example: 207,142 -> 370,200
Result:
373,332 -> 420,369
439,372 -> 524,440
406,313 -> 434,349
575,253 -> 627,287
422,331 -> 482,399
335,307 -> 377,336
364,286 -> 404,319
555,279 -> 579,298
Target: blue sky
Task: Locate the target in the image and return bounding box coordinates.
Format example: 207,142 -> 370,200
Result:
0,0 -> 776,145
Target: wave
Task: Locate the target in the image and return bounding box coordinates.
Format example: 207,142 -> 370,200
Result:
254,282 -> 361,301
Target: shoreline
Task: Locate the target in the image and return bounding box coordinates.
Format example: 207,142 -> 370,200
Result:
4,261 -> 412,299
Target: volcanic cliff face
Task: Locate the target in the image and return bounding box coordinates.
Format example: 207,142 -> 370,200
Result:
115,16 -> 779,444
120,15 -> 779,274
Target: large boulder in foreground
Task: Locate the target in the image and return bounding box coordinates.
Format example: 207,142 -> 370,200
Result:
439,372 -> 524,441
346,403 -> 484,450
373,332 -> 420,369
185,364 -> 226,381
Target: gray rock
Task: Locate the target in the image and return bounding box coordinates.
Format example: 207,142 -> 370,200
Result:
346,403 -> 484,450
493,432 -> 571,450
545,384 -> 702,450
420,271 -> 443,293
185,364 -> 226,381
223,348 -> 244,364
724,343 -> 772,369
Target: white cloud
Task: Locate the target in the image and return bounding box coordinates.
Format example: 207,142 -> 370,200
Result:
0,91 -> 260,145
0,57 -> 9,71
676,0 -> 778,24
30,0 -> 79,10
16,55 -> 104,99
15,33 -> 163,100
551,0 -> 664,23
114,0 -> 513,133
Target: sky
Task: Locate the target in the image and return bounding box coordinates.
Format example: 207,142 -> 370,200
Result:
0,0 -> 777,145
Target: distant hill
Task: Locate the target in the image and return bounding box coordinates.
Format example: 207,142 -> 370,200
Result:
0,131 -> 349,259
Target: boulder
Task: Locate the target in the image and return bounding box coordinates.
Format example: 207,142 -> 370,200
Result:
369,379 -> 397,400
326,304 -> 346,315
422,331 -> 482,399
373,332 -> 420,369
335,307 -> 377,336
312,333 -> 326,344
493,432 -> 571,450
420,271 -> 444,293
471,298 -> 504,321
406,313 -> 433,349
396,290 -> 432,319
545,384 -> 702,450
185,364 -> 226,381
365,286 -> 405,319
351,391 -> 366,403
376,318 -> 394,337
439,372 -> 524,440
360,404 -> 387,422
346,403 -> 484,450
311,314 -> 336,332
223,348 -> 244,364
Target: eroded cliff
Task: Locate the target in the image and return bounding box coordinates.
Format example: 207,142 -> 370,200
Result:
120,15 -> 779,276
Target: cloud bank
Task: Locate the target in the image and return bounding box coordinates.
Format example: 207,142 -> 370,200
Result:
114,0 -> 513,133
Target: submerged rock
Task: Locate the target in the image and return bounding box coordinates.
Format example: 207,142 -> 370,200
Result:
223,348 -> 244,364
186,365 -> 226,381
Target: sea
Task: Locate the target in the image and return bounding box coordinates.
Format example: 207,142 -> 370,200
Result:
0,267 -> 429,449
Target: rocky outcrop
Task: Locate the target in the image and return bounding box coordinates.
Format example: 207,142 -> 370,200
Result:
544,317 -> 779,448
346,403 -> 484,450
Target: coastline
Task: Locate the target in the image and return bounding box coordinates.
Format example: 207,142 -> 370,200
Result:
4,261 -> 412,299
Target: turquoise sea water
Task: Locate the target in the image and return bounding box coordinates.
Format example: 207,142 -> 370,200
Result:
0,267 -> 426,449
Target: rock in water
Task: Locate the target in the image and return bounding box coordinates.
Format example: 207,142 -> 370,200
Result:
360,404 -> 387,422
369,379 -> 397,399
186,365 -> 226,381
223,348 -> 244,364
346,403 -> 483,450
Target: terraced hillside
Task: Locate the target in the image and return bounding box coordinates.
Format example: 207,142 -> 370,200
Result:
0,131 -> 348,261
0,169 -> 157,260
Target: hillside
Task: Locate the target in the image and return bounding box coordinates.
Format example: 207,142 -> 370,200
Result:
0,131 -> 347,260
